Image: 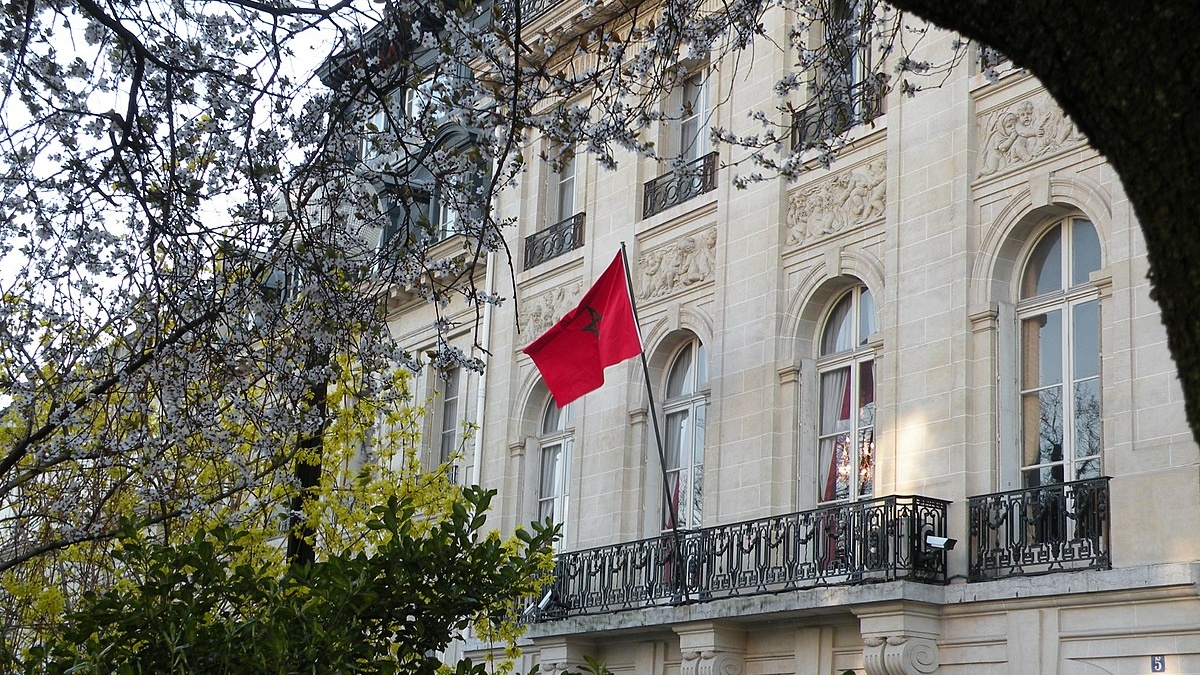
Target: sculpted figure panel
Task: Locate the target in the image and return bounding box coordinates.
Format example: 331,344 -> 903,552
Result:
786,158 -> 886,247
521,281 -> 583,339
977,94 -> 1086,178
637,228 -> 718,301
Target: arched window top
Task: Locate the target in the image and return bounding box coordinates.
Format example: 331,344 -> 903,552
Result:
666,338 -> 708,399
541,398 -> 573,434
1021,217 -> 1102,300
820,285 -> 876,357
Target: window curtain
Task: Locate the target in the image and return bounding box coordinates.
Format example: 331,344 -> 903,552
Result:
819,368 -> 851,502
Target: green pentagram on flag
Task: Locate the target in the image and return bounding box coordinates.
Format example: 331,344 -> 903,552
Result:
582,306 -> 602,336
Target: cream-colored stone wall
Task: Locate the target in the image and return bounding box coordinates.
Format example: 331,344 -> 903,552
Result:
395,11 -> 1200,675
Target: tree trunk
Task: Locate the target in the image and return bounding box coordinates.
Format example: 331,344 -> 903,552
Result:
287,346 -> 331,566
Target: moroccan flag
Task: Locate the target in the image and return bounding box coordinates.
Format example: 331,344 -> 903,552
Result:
524,252 -> 642,406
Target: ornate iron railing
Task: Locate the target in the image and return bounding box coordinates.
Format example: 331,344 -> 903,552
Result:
642,151 -> 718,219
791,77 -> 886,150
498,0 -> 563,28
524,212 -> 585,270
530,494 -> 949,621
967,477 -> 1111,581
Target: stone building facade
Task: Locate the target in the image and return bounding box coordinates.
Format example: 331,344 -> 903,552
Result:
384,4 -> 1200,674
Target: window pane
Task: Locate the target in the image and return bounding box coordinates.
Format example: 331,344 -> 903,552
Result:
1073,378 -> 1101,461
695,342 -> 708,388
857,426 -> 874,498
693,403 -> 706,466
1022,464 -> 1064,489
1070,219 -> 1102,287
857,360 -> 875,498
1021,386 -> 1064,470
554,150 -> 576,222
680,73 -> 706,161
1021,227 -> 1063,298
1021,310 -> 1062,388
665,409 -> 689,471
542,400 -> 566,433
820,434 -> 851,502
819,367 -> 852,435
667,466 -> 686,528
821,294 -> 854,355
667,343 -> 694,398
539,444 -> 562,501
1072,300 -> 1099,380
858,287 -> 876,344
1074,456 -> 1101,481
690,463 -> 703,528
439,369 -> 461,464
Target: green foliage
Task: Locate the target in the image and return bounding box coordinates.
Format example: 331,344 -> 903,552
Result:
575,656 -> 613,675
20,487 -> 556,675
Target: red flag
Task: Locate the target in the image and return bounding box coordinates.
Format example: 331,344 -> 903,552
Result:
523,252 -> 642,406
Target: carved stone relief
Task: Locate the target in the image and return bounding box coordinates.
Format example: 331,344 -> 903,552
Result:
521,281 -> 583,339
637,228 -> 717,301
786,158 -> 886,247
976,93 -> 1086,178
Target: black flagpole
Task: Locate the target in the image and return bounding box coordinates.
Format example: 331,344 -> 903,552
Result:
619,243 -> 681,552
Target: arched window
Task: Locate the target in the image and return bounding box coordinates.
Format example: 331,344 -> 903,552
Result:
817,285 -> 877,504
663,337 -> 707,530
1018,217 -> 1102,486
537,398 -> 573,544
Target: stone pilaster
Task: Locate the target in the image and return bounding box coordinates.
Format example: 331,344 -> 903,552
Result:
674,622 -> 746,675
532,636 -> 594,675
853,601 -> 943,675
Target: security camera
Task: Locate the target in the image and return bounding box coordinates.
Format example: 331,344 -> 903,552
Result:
924,535 -> 957,551
537,589 -> 555,610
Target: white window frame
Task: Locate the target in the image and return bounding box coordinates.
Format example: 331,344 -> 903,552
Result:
677,71 -> 711,163
436,366 -> 462,482
1016,217 -> 1102,488
537,399 -> 573,548
662,336 -> 708,531
815,284 -> 877,505
546,144 -> 577,227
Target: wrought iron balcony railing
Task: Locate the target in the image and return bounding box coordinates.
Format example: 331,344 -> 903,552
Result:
524,212 -> 585,270
967,476 -> 1111,581
498,0 -> 564,29
530,494 -> 949,622
642,151 -> 718,219
791,77 -> 886,151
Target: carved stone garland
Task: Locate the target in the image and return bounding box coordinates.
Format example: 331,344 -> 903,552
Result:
786,158 -> 886,247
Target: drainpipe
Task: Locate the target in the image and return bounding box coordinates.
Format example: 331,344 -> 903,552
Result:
470,248 -> 495,487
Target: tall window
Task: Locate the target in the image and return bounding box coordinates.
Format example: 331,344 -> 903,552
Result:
801,0 -> 880,142
361,102 -> 390,159
434,179 -> 461,240
679,72 -> 709,163
437,367 -> 462,482
537,399 -> 573,545
817,285 -> 876,504
827,0 -> 871,102
1018,217 -> 1102,487
548,145 -> 577,226
663,337 -> 707,530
